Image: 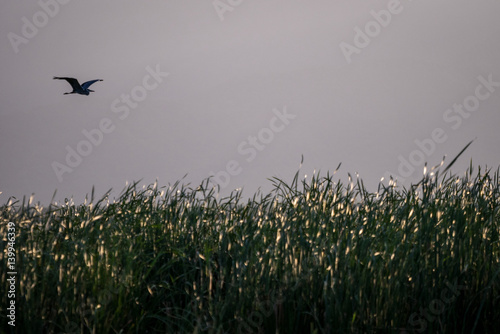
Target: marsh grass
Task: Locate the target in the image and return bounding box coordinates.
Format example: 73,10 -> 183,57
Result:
1,166 -> 499,333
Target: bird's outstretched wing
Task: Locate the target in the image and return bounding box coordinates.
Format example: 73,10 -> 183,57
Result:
81,79 -> 103,90
53,77 -> 81,91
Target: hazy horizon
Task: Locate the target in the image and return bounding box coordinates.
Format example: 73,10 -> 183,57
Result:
2,0 -> 500,205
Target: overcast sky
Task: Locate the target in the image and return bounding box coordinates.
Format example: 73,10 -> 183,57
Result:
1,0 -> 500,205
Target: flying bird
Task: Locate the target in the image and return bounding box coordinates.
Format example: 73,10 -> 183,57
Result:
53,77 -> 103,96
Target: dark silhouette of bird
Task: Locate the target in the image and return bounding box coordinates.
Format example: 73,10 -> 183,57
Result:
53,77 -> 103,96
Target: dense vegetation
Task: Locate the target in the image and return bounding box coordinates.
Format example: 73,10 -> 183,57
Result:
1,166 -> 499,333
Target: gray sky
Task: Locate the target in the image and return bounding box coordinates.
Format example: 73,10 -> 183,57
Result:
1,0 -> 500,204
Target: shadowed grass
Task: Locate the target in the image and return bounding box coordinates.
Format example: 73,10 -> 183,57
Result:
1,165 -> 499,333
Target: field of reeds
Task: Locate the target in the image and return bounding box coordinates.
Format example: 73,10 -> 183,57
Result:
1,165 -> 499,333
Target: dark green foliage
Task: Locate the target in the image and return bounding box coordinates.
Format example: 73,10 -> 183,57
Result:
1,167 -> 499,333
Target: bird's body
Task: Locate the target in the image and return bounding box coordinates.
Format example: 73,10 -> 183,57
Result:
54,77 -> 103,95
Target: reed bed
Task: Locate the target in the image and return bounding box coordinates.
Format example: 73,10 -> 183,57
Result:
1,166 -> 499,333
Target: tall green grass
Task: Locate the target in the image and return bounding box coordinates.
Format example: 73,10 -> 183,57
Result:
1,166 -> 499,333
